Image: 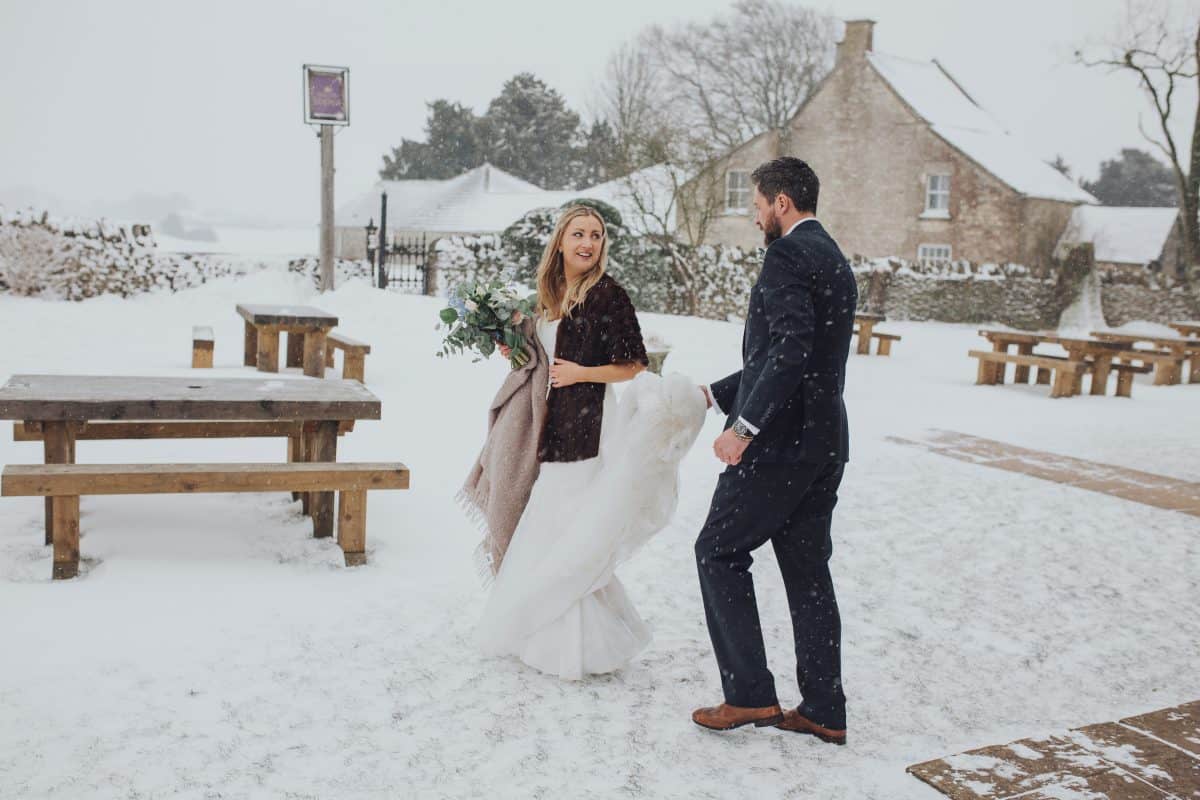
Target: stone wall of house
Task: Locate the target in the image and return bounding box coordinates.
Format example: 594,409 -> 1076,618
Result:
691,27 -> 1077,270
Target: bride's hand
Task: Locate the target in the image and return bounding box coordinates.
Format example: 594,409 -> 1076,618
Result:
550,358 -> 586,388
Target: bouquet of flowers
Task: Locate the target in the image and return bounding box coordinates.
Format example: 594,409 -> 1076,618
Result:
437,279 -> 538,368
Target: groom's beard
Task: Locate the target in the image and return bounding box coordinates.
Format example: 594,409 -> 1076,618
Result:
761,211 -> 783,246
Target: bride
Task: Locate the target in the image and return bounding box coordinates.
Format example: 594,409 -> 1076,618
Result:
464,205 -> 705,680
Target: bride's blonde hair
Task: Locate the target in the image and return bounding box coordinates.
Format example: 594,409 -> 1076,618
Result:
536,206 -> 609,320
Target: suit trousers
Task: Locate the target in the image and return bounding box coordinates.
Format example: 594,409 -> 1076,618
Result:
694,460 -> 847,729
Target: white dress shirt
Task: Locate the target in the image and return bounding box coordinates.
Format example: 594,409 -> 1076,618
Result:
706,216 -> 819,434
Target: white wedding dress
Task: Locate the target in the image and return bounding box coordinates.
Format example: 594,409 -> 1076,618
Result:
475,318 -> 707,680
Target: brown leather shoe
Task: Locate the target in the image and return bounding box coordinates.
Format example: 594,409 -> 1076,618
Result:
775,708 -> 847,745
691,703 -> 784,731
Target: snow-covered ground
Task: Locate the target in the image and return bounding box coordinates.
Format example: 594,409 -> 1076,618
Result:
0,271 -> 1196,799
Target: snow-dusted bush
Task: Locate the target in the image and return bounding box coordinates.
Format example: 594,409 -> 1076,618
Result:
0,206 -> 260,300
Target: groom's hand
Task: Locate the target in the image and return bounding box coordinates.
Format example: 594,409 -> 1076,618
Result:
713,429 -> 750,466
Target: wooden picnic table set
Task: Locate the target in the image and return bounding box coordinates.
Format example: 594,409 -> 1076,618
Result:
971,321 -> 1200,399
853,312 -> 901,356
1,303 -> 407,580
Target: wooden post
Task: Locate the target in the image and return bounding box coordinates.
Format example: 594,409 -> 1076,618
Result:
876,337 -> 892,357
325,343 -> 336,369
1116,369 -> 1134,398
856,320 -> 874,355
286,332 -> 305,369
51,496 -> 80,580
302,331 -> 327,378
338,490 -> 367,566
319,125 -> 335,293
243,321 -> 258,367
342,352 -> 365,383
257,326 -> 280,373
1189,352 -> 1200,384
1090,355 -> 1113,396
992,343 -> 1008,384
1014,343 -> 1034,383
42,421 -> 74,546
975,359 -> 995,385
1050,368 -> 1072,398
287,434 -> 305,502
309,420 -> 339,537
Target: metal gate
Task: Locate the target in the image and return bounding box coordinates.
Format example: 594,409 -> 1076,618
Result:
376,233 -> 427,294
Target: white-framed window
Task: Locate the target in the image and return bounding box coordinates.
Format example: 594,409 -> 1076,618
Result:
924,173 -> 951,216
725,170 -> 751,213
918,243 -> 953,264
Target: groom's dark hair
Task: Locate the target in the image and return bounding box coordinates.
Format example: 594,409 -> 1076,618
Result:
751,157 -> 819,214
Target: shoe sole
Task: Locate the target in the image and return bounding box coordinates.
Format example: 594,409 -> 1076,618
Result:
692,713 -> 785,732
778,725 -> 847,746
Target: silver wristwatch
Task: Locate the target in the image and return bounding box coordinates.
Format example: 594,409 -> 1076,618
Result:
731,420 -> 755,441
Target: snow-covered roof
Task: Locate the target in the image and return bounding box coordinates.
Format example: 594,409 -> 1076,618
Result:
867,52 -> 1097,204
338,162 -> 684,237
580,164 -> 682,234
1057,205 -> 1179,265
336,163 -> 573,234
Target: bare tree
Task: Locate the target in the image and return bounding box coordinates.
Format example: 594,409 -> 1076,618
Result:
649,0 -> 837,151
1078,0 -> 1200,278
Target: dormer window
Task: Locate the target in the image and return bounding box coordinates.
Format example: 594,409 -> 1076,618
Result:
924,173 -> 951,218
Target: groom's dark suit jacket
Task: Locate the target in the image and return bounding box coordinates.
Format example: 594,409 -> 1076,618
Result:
710,220 -> 857,464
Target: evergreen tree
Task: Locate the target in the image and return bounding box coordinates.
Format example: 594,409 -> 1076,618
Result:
1082,148 -> 1178,207
380,101 -> 484,179
483,73 -> 581,189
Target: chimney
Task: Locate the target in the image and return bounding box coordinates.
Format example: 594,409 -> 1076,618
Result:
837,19 -> 875,63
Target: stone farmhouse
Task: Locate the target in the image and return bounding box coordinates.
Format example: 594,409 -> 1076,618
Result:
691,20 -> 1104,270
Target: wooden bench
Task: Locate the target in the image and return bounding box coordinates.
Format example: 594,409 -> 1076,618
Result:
325,333 -> 372,382
192,326 -> 214,368
860,329 -> 902,356
1,461 -> 409,578
969,350 -> 1087,398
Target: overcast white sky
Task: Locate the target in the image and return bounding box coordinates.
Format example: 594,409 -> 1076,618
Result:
0,0 -> 1195,225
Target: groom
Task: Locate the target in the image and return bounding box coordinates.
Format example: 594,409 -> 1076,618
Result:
693,157 -> 856,745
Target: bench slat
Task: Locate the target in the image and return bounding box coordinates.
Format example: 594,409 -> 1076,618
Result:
968,350 -> 1086,371
2,462 -> 409,497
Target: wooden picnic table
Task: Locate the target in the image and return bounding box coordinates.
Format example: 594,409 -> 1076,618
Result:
1090,330 -> 1200,385
1169,320 -> 1200,339
0,374 -> 382,576
237,304 -> 339,378
854,312 -> 889,355
976,329 -> 1159,396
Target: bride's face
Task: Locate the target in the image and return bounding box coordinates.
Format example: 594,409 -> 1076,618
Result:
560,216 -> 604,278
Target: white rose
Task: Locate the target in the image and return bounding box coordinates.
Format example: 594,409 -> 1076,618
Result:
464,299 -> 478,311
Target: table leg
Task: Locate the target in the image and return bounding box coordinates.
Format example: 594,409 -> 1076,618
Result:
257,326 -> 280,373
287,433 -> 305,502
856,321 -> 874,355
244,321 -> 258,367
1090,355 -> 1113,396
1189,352 -> 1200,384
303,331 -> 328,378
991,342 -> 1008,384
309,420 -> 338,538
1014,343 -> 1034,383
51,496 -> 80,580
337,490 -> 367,566
42,422 -> 75,546
286,331 -> 305,369
1168,349 -> 1184,385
